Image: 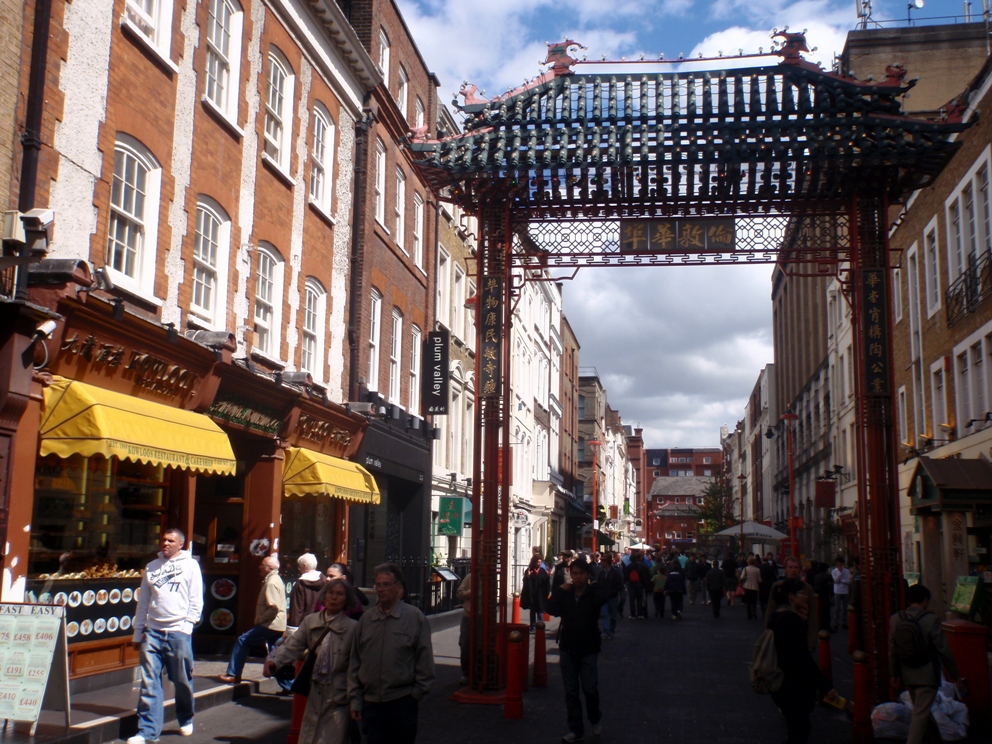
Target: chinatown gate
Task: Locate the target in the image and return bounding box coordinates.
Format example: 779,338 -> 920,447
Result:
410,34 -> 968,704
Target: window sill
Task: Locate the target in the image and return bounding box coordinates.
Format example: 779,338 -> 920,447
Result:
201,96 -> 244,139
261,152 -> 294,188
187,310 -> 224,332
104,270 -> 166,308
249,347 -> 286,370
120,16 -> 180,75
307,197 -> 336,225
374,219 -> 391,236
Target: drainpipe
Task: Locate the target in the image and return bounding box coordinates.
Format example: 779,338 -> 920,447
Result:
347,106 -> 374,401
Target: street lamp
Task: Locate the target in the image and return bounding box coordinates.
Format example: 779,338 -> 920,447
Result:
737,472 -> 746,553
780,408 -> 799,556
589,439 -> 602,551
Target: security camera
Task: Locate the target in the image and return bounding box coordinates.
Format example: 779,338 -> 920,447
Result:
22,208 -> 55,228
35,320 -> 57,339
20,208 -> 55,255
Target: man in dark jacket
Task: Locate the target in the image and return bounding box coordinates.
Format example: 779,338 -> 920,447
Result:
598,554 -> 623,639
624,555 -> 648,619
547,558 -> 607,743
685,555 -> 702,605
759,553 -> 779,615
664,561 -> 687,620
705,561 -> 726,618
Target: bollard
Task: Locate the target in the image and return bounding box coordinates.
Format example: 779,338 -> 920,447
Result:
852,650 -> 873,744
818,629 -> 833,689
847,603 -> 858,656
533,621 -> 547,687
285,660 -> 305,744
520,623 -> 530,692
512,593 -> 521,625
504,630 -> 523,719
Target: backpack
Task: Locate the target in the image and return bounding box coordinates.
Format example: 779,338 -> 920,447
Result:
892,611 -> 931,668
749,629 -> 784,694
629,568 -> 640,583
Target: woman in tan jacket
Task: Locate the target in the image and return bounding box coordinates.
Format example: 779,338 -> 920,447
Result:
265,579 -> 358,744
741,555 -> 762,621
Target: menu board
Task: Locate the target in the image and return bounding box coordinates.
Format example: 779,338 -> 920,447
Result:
0,604 -> 69,728
25,578 -> 140,643
949,576 -> 980,615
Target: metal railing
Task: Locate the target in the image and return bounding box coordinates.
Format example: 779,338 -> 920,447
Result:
946,252 -> 992,326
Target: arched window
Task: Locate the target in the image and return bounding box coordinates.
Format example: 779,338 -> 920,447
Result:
309,103 -> 335,215
190,197 -> 231,328
253,243 -> 285,359
263,47 -> 294,172
301,278 -> 326,380
106,135 -> 162,297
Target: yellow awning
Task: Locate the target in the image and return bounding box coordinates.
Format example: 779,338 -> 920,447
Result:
283,447 -> 380,504
40,376 -> 237,476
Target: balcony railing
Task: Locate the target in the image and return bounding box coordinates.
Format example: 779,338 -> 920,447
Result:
946,252 -> 992,326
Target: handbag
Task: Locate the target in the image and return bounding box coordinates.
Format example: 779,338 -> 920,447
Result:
289,626 -> 333,697
735,583 -> 746,598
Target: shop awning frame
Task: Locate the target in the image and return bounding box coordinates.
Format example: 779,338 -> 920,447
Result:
39,376 -> 237,475
283,447 -> 381,504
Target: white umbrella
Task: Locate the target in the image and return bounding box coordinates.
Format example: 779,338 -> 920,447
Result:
628,542 -> 652,550
713,521 -> 788,541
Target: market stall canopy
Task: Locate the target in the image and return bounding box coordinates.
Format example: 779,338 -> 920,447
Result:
713,521 -> 788,541
40,376 -> 236,475
283,447 -> 380,504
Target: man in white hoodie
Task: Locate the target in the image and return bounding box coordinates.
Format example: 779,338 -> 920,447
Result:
128,528 -> 203,744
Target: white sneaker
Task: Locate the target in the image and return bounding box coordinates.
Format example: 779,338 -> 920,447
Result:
126,737 -> 149,744
180,722 -> 193,737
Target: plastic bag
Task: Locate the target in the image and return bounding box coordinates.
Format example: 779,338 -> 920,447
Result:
872,702 -> 911,739
894,690 -> 969,741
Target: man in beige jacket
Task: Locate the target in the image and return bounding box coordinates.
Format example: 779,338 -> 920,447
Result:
220,555 -> 287,683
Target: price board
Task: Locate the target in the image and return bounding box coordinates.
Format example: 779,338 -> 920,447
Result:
0,603 -> 70,732
949,576 -> 980,615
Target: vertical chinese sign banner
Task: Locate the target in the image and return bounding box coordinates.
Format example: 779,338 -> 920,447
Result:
422,330 -> 449,415
479,275 -> 503,399
814,479 -> 837,510
438,496 -> 464,536
861,269 -> 890,397
619,218 -> 736,252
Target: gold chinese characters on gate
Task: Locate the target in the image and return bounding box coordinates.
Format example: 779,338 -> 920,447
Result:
479,275 -> 503,398
861,270 -> 890,397
619,218 -> 736,252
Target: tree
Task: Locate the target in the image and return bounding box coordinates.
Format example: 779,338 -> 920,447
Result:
698,478 -> 735,534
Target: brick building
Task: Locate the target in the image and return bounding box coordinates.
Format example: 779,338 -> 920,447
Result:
1,0 -> 383,679
557,315 -> 583,550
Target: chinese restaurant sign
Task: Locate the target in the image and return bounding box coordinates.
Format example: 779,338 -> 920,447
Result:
438,496 -> 464,536
479,276 -> 503,398
861,269 -> 890,397
422,331 -> 449,415
619,218 -> 735,252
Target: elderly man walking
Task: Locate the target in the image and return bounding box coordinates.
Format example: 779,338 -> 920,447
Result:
219,555 -> 287,683
349,563 -> 435,744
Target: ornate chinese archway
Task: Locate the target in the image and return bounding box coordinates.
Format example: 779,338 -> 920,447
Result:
411,34 -> 968,704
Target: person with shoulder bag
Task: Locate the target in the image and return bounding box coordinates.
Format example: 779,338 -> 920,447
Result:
889,583 -> 963,744
265,579 -> 359,744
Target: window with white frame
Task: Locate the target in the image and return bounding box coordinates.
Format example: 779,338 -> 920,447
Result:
374,138 -> 386,225
394,168 -> 406,249
190,198 -> 230,327
436,248 -> 450,328
907,246 -> 922,362
898,385 -> 908,444
301,279 -> 326,380
412,194 -> 424,269
397,66 -> 409,118
923,219 -> 941,316
253,243 -> 284,359
945,149 -> 992,282
415,97 -> 425,129
377,28 -> 390,88
953,324 -> 992,436
389,309 -> 402,403
309,104 -> 335,214
203,0 -> 242,123
368,290 -> 382,391
263,48 -> 294,172
931,362 -> 947,436
452,265 -> 464,339
465,280 -> 476,350
124,0 -> 175,58
106,136 -> 162,296
409,325 -> 421,413
892,268 -> 902,322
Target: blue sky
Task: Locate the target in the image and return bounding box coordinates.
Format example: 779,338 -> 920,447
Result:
396,0 -> 974,447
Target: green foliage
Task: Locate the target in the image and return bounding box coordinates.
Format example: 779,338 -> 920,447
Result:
698,479 -> 735,533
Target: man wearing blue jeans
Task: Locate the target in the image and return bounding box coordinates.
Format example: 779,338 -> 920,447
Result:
219,555 -> 286,683
599,555 -> 623,639
547,558 -> 607,743
129,528 -> 202,744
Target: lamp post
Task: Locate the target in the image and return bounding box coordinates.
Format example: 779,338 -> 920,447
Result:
589,439 -> 602,551
737,472 -> 747,554
781,409 -> 799,556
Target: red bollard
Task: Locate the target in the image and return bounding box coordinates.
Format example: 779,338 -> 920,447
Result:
847,603 -> 858,656
504,630 -> 523,719
512,593 -> 521,625
533,621 -> 547,687
818,629 -> 833,689
852,650 -> 873,744
285,660 -> 305,744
